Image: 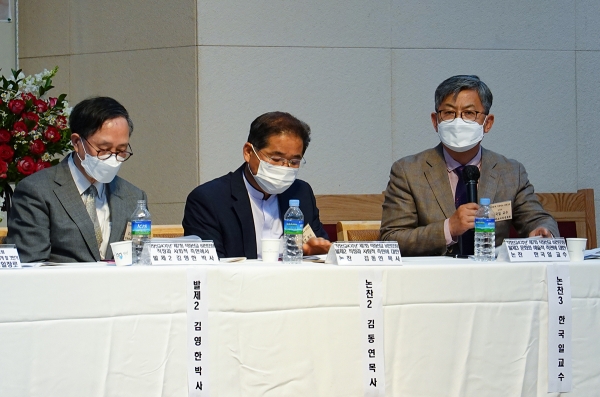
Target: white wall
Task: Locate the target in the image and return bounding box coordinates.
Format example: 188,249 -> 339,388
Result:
0,0 -> 16,74
196,0 -> 600,245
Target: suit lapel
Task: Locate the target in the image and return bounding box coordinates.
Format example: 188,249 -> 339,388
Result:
231,165 -> 257,258
478,148 -> 499,202
53,156 -> 101,261
424,145 -> 456,218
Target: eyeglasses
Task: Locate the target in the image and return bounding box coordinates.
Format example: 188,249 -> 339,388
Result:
437,110 -> 487,124
82,137 -> 133,162
252,145 -> 306,168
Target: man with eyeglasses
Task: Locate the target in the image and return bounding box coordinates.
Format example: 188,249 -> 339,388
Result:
183,111 -> 331,259
380,75 -> 558,256
6,96 -> 146,262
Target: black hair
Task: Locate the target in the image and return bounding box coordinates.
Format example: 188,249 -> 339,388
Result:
247,112 -> 311,154
69,96 -> 133,139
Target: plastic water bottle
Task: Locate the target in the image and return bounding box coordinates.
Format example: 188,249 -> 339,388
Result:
474,197 -> 495,261
283,199 -> 304,264
130,200 -> 151,265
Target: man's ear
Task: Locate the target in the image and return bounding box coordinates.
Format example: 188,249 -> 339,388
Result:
431,112 -> 439,132
483,114 -> 494,134
242,142 -> 253,163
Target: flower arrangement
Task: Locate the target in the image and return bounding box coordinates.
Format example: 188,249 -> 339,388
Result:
0,67 -> 72,212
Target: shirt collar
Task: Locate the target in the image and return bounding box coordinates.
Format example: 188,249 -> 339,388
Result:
242,167 -> 276,202
68,152 -> 106,198
443,146 -> 482,172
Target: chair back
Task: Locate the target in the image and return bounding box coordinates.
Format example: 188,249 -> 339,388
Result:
337,221 -> 382,242
536,189 -> 596,249
151,224 -> 184,238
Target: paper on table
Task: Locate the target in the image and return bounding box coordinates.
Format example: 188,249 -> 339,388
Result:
584,248 -> 600,259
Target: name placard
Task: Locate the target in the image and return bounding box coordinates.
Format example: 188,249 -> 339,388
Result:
547,264 -> 572,392
359,270 -> 386,396
150,242 -> 219,265
325,242 -> 402,265
0,245 -> 21,269
187,268 -> 210,396
503,238 -> 569,262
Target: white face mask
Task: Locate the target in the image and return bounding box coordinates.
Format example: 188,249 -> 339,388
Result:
249,146 -> 299,195
437,117 -> 485,152
77,141 -> 122,183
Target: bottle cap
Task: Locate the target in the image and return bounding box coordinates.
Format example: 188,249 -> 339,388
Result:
480,198 -> 490,205
289,199 -> 300,207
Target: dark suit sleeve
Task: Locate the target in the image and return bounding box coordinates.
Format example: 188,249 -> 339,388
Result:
6,178 -> 52,262
380,160 -> 447,256
305,183 -> 328,240
511,161 -> 560,237
182,187 -> 227,258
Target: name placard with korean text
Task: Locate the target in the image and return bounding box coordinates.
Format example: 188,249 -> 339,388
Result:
547,264 -> 572,392
150,242 -> 219,265
503,238 -> 569,262
325,242 -> 402,265
187,268 -> 210,397
0,245 -> 21,269
359,269 -> 385,397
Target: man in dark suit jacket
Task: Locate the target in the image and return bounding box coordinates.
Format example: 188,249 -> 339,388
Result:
6,97 -> 146,262
381,75 -> 558,256
183,111 -> 330,259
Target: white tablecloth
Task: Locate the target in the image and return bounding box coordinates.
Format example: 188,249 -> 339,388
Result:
0,259 -> 599,396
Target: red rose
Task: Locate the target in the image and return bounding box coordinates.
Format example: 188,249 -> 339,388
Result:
35,159 -> 51,172
8,99 -> 26,115
48,97 -> 57,108
16,156 -> 36,176
30,139 -> 46,155
0,144 -> 15,161
13,120 -> 29,134
0,160 -> 7,175
21,93 -> 36,102
56,115 -> 68,129
43,126 -> 61,143
0,129 -> 11,144
22,112 -> 40,130
33,99 -> 48,113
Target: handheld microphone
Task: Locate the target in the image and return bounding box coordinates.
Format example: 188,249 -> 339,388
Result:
462,165 -> 480,204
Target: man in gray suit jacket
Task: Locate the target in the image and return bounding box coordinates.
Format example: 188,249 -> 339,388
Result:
6,97 -> 146,263
381,75 -> 558,256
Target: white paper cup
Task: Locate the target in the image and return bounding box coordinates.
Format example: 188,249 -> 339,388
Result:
111,241 -> 133,266
262,238 -> 281,263
566,238 -> 587,262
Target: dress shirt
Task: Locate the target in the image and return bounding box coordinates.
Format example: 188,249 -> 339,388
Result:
443,147 -> 482,245
243,172 -> 283,259
68,154 -> 111,259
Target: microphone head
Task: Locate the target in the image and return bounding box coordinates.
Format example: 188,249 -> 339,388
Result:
462,165 -> 480,182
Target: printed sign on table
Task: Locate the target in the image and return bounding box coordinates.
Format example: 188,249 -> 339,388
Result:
500,238 -> 569,262
359,269 -> 385,396
0,245 -> 21,268
150,241 -> 219,265
325,242 -> 402,265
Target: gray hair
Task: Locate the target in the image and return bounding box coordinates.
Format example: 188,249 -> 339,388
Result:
434,75 -> 493,114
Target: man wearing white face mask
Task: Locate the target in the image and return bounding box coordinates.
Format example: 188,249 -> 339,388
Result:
6,97 -> 146,262
183,111 -> 331,259
380,75 -> 558,256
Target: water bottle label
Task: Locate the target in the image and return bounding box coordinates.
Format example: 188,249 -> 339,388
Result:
475,218 -> 495,233
132,220 -> 152,236
284,219 -> 304,234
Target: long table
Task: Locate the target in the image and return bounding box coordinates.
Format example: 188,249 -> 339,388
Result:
0,258 -> 599,396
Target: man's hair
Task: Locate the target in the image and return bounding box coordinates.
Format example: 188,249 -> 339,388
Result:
247,112 -> 311,154
434,75 -> 493,114
69,96 -> 134,139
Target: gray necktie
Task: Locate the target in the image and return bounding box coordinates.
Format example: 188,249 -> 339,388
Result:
84,185 -> 103,248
